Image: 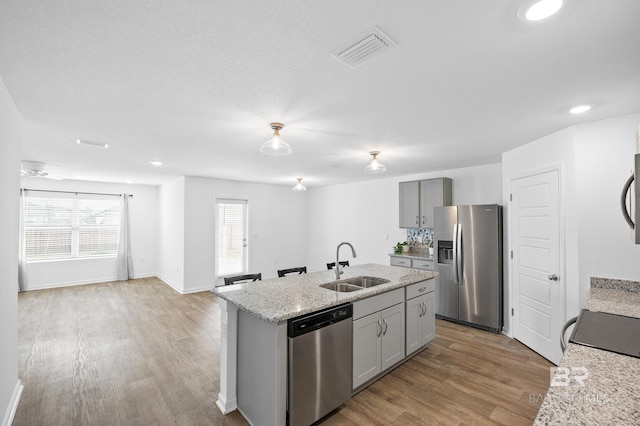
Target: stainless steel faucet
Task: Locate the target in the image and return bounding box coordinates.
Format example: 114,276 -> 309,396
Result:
335,242 -> 357,280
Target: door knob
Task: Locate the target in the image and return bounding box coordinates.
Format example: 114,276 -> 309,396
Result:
548,274 -> 559,281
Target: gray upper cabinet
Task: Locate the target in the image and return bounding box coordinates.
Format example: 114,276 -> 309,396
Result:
399,178 -> 452,228
399,180 -> 420,228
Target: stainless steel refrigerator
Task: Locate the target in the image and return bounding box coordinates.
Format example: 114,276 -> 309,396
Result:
434,204 -> 503,333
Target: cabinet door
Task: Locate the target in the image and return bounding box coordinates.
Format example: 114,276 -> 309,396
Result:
421,292 -> 435,345
420,179 -> 444,228
353,313 -> 381,389
380,303 -> 405,372
399,181 -> 420,228
405,296 -> 423,356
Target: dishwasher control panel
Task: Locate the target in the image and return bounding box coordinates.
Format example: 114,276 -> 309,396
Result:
287,303 -> 353,337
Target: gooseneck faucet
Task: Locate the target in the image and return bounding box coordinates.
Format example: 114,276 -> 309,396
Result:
335,242 -> 357,280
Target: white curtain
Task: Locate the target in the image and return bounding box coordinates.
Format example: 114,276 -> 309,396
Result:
18,189 -> 28,292
116,194 -> 134,280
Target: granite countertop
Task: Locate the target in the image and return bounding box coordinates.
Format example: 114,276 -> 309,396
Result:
212,263 -> 436,323
388,252 -> 434,261
534,277 -> 640,425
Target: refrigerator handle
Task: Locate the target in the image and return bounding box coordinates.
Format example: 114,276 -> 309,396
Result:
452,224 -> 459,284
455,223 -> 463,285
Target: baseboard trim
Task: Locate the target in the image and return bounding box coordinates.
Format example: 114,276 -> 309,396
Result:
155,276 -> 212,295
24,273 -> 156,291
156,275 -> 184,294
2,380 -> 23,426
182,284 -> 215,294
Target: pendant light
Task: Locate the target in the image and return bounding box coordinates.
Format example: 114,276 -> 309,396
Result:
364,151 -> 387,174
292,177 -> 307,192
260,122 -> 292,156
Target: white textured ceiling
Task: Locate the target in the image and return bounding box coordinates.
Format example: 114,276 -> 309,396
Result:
1,0 -> 639,187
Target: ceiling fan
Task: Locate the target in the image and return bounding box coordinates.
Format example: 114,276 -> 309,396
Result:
20,161 -> 68,180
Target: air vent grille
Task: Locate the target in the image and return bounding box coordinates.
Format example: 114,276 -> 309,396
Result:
333,27 -> 396,68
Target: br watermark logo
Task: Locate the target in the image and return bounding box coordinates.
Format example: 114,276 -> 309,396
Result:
529,366 -> 609,405
550,366 -> 589,387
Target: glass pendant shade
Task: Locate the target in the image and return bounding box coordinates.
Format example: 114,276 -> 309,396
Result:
292,177 -> 307,192
364,151 -> 387,174
260,123 -> 292,156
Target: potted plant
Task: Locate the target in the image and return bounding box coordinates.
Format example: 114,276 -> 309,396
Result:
426,238 -> 434,256
393,241 -> 408,254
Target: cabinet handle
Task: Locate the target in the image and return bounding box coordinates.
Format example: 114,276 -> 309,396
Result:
422,215 -> 425,225
421,302 -> 426,317
418,287 -> 426,293
382,318 -> 388,335
377,320 -> 382,337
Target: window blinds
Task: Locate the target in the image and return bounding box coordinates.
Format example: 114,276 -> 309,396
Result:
24,193 -> 120,261
216,200 -> 247,276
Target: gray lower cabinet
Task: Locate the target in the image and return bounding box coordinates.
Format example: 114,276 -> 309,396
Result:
390,255 -> 434,271
352,293 -> 405,390
406,291 -> 435,356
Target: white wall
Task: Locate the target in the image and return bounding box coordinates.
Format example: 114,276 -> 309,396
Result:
19,179 -> 159,290
502,126 -> 579,335
157,176 -> 185,292
183,176 -> 307,291
306,163 -> 502,272
574,114 -> 640,300
502,112 -> 640,334
0,76 -> 22,425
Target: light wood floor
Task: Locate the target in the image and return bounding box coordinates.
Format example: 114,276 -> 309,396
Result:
15,277 -> 552,425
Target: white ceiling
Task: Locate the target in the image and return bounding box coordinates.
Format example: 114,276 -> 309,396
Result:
1,0 -> 639,187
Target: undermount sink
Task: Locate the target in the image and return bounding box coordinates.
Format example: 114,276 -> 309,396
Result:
319,282 -> 363,292
343,276 -> 390,288
319,276 -> 391,292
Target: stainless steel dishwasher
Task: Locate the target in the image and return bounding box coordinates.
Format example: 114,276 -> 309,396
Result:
287,303 -> 353,426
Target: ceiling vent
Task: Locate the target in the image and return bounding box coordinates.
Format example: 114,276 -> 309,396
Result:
333,27 -> 396,68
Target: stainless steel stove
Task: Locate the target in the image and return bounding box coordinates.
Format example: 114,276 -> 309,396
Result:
569,309 -> 640,359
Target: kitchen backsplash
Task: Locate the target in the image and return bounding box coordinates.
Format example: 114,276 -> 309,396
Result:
407,228 -> 433,245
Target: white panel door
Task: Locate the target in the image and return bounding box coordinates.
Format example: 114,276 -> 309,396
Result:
510,169 -> 563,364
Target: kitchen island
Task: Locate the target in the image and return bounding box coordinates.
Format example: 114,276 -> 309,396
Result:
534,277 -> 640,425
211,263 -> 436,426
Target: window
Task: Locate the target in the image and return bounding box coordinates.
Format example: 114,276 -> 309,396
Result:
216,199 -> 247,277
24,193 -> 120,261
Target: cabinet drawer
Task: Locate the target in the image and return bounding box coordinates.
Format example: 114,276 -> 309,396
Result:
390,256 -> 410,267
353,288 -> 404,320
411,259 -> 433,270
405,280 -> 435,300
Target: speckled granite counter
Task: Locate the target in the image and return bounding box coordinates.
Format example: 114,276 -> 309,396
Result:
534,277 -> 640,425
212,263 -> 436,323
388,252 -> 434,261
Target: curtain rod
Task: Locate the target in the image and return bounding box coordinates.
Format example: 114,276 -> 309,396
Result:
21,188 -> 133,197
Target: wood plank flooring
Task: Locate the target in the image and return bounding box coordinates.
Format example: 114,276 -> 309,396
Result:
15,277 -> 552,425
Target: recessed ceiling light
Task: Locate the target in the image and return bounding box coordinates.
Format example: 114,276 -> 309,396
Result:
522,0 -> 563,21
77,139 -> 109,148
569,105 -> 591,114
150,160 -> 163,166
